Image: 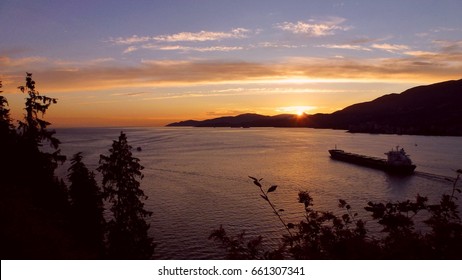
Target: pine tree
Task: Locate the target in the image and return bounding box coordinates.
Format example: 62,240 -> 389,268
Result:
0,80 -> 14,134
98,132 -> 154,259
16,73 -> 66,186
0,80 -> 15,145
0,81 -> 17,183
15,73 -> 67,209
68,152 -> 105,255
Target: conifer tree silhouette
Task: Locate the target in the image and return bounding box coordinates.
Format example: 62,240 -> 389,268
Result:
68,152 -> 105,255
16,73 -> 66,186
98,132 -> 154,259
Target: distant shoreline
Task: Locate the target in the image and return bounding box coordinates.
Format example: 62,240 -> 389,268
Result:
53,126 -> 462,137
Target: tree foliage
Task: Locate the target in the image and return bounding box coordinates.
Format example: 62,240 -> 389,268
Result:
98,131 -> 154,259
68,152 -> 105,254
2,74 -> 157,259
17,73 -> 64,168
13,73 -> 67,208
0,80 -> 14,134
0,81 -> 16,177
212,172 -> 462,259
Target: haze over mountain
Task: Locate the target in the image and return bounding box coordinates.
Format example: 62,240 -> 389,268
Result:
167,79 -> 462,136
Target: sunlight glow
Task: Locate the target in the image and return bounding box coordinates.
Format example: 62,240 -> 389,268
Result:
276,106 -> 317,115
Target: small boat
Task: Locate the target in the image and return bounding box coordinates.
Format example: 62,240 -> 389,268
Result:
328,146 -> 416,175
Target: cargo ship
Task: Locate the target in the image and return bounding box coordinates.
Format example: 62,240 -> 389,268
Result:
328,146 -> 416,175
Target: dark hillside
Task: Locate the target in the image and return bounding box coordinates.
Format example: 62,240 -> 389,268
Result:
167,79 -> 462,136
308,79 -> 462,135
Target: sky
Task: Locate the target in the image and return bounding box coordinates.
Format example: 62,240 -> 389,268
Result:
1,0 -> 461,127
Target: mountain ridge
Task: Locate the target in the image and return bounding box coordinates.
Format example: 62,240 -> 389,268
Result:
167,79 -> 462,136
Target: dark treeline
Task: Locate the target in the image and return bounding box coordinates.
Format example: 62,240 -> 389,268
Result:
1,73 -> 154,259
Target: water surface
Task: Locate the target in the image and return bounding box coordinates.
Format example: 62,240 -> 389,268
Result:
56,127 -> 462,259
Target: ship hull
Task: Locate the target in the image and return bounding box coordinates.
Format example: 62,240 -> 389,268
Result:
328,149 -> 416,175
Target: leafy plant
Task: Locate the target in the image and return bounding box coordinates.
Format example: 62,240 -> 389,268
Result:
212,171 -> 462,259
209,225 -> 267,259
248,176 -> 294,239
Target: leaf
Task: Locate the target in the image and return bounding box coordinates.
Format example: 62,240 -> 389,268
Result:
249,176 -> 262,187
260,194 -> 268,201
267,185 -> 277,193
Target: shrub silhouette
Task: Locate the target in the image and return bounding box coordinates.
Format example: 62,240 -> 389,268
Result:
211,171 -> 462,259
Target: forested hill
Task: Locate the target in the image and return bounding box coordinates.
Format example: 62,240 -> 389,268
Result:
167,113 -> 305,128
167,79 -> 462,136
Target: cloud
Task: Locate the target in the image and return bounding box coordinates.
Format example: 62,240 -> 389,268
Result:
123,46 -> 138,54
110,28 -> 251,47
371,43 -> 410,53
404,51 -> 438,57
275,17 -> 349,36
3,41 -> 461,94
429,27 -> 461,33
153,28 -> 250,42
140,86 -> 344,101
276,106 -> 317,114
108,35 -> 152,45
255,42 -> 305,49
432,40 -> 462,52
111,92 -> 146,97
318,44 -> 372,51
141,44 -> 244,52
206,109 -> 254,116
0,56 -> 47,67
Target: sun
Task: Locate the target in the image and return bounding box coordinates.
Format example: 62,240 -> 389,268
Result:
276,106 -> 317,116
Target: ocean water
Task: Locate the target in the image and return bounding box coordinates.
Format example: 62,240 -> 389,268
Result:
55,127 -> 462,259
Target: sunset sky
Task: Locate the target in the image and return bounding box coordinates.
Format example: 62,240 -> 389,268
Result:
1,0 -> 461,126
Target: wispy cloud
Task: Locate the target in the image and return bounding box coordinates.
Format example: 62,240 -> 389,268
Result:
429,27 -> 461,33
3,40 -> 461,94
123,46 -> 138,54
141,44 -> 244,52
371,43 -> 410,53
111,92 -> 146,97
109,35 -> 152,45
109,28 -> 251,46
206,109 -> 254,117
432,40 -> 462,52
318,44 -> 372,51
404,50 -> 438,57
255,42 -> 306,49
153,28 -> 250,42
140,86 -> 337,101
0,56 -> 47,67
275,17 -> 350,36
276,106 -> 317,114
